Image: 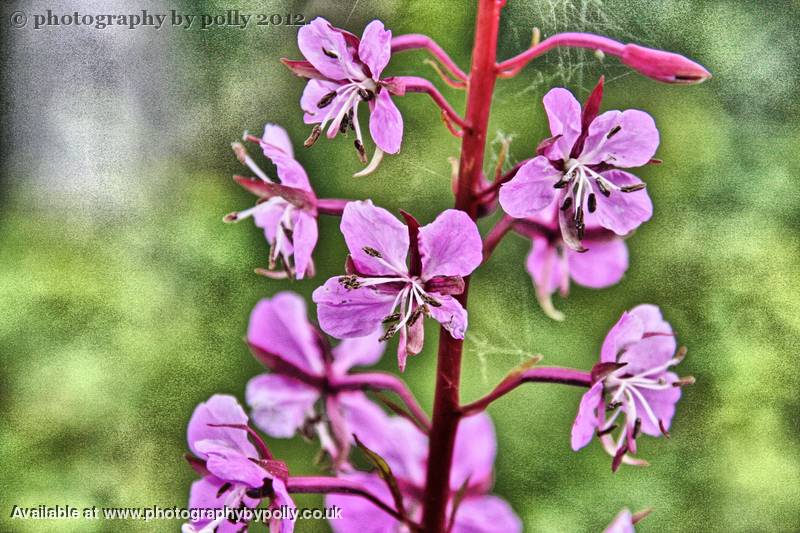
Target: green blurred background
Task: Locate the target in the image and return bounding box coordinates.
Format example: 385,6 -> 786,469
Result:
1,0 -> 798,531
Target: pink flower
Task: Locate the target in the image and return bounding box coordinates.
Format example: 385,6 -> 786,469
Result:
326,411 -> 521,533
499,78 -> 658,251
516,205 -> 628,320
184,394 -> 295,533
283,17 -> 404,168
571,305 -> 693,471
604,508 -> 635,533
312,200 -> 483,370
225,124 -> 319,279
245,291 -> 387,465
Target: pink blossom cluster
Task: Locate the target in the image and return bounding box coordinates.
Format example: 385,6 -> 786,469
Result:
186,6 -> 709,532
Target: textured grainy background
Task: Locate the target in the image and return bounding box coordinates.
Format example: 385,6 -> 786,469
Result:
1,0 -> 798,531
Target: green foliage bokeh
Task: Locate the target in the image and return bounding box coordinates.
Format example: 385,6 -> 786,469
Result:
1,0 -> 798,531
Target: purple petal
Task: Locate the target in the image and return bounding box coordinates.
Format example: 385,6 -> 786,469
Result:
297,18 -> 359,81
418,209 -> 482,279
571,382 -> 603,450
630,304 -> 672,334
254,200 -> 288,244
331,328 -> 387,374
568,237 -> 628,288
591,170 -> 653,235
581,109 -> 659,167
291,211 -> 318,279
326,474 -> 400,533
187,394 -> 256,458
341,200 -> 409,275
186,477 -> 258,532
636,371 -> 682,436
369,90 -> 403,154
358,20 -> 392,79
262,124 -> 294,156
525,236 -> 564,295
451,413 -> 496,490
260,124 -> 311,191
619,334 -> 677,376
301,79 -> 345,125
600,311 -> 645,363
195,441 -> 268,488
245,374 -> 320,438
604,508 -> 635,533
427,293 -> 468,339
542,88 -> 582,160
269,478 -> 297,533
247,293 -> 325,375
498,156 -> 562,218
452,495 -> 523,533
313,277 -> 398,338
339,392 -> 427,484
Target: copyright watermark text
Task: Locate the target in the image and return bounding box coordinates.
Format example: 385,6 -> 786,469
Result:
9,9 -> 306,30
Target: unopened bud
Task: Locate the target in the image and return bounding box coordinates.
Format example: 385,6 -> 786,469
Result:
621,44 -> 711,84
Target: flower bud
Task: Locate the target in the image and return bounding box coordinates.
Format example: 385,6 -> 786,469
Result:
621,44 -> 711,84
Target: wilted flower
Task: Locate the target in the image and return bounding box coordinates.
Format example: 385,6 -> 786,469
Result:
327,410 -> 521,533
515,205 -> 628,320
571,305 -> 693,471
244,291 -> 388,466
499,78 -> 658,250
183,395 -> 295,533
225,124 -> 319,279
283,17 -> 404,172
312,200 -> 482,370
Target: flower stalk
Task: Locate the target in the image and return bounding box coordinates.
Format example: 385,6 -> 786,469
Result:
421,1 -> 504,531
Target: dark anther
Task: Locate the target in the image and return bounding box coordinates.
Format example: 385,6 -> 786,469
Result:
339,113 -> 350,134
304,125 -> 322,148
408,306 -> 424,326
560,196 -> 573,211
576,221 -> 585,241
595,178 -> 611,197
588,193 -> 597,213
572,180 -> 581,195
216,482 -> 232,498
621,183 -> 646,193
420,293 -> 442,308
362,246 -> 382,258
382,312 -> 401,324
553,177 -> 570,189
379,327 -> 397,342
338,275 -> 362,290
358,88 -> 375,101
321,47 -> 338,59
317,91 -> 337,109
633,417 -> 642,439
596,424 -> 618,437
606,401 -> 623,411
658,419 -> 671,439
574,205 -> 584,225
354,139 -> 367,164
606,125 -> 622,139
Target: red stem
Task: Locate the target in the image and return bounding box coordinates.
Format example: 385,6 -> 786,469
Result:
333,372 -> 431,431
482,214 -> 514,263
391,34 -> 469,82
496,32 -> 625,77
398,76 -> 468,129
287,476 -> 415,527
460,366 -> 592,416
420,2 -> 504,532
